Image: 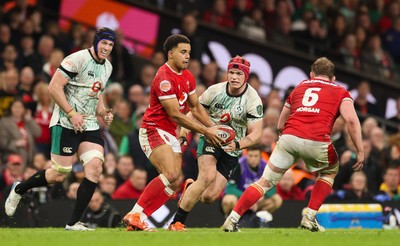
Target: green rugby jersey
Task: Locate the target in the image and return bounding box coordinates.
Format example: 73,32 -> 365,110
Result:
199,82 -> 263,157
50,49 -> 112,130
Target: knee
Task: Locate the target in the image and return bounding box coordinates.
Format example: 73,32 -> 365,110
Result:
201,193 -> 218,204
162,169 -> 180,184
54,173 -> 67,183
86,161 -> 103,177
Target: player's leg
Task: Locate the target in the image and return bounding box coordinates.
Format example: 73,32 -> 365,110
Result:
65,140 -> 104,231
5,126 -> 75,217
301,164 -> 338,232
169,154 -> 218,230
300,140 -> 339,232
223,135 -> 296,231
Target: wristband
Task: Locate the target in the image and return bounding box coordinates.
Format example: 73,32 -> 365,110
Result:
67,110 -> 78,118
234,141 -> 240,150
179,136 -> 187,145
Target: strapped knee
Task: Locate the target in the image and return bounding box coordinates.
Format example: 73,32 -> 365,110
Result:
80,150 -> 104,166
262,165 -> 284,186
51,158 -> 72,174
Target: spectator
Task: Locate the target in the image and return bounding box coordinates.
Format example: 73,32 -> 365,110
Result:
82,189 -> 121,228
104,83 -> 124,109
103,152 -> 117,176
112,168 -> 147,200
19,35 -> 42,75
361,116 -> 378,138
99,174 -> 117,201
0,68 -> 19,118
0,23 -> 11,53
382,17 -> 400,65
32,83 -> 53,158
361,34 -> 396,80
109,29 -> 134,87
114,155 -> 135,188
327,171 -> 375,201
41,48 -> 64,82
238,8 -> 266,41
17,66 -> 35,106
202,0 -> 235,29
108,99 -> 133,147
150,51 -> 166,69
276,168 -> 305,200
127,84 -> 145,114
0,43 -> 20,71
0,99 -> 41,166
0,154 -> 24,199
353,81 -> 380,119
379,166 -> 400,200
137,64 -> 156,93
269,15 -> 294,48
66,182 -> 80,200
388,96 -> 400,134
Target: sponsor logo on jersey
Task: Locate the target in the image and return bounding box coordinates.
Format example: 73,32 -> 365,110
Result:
205,146 -> 215,153
219,113 -> 231,124
88,71 -> 94,77
87,81 -> 102,97
160,80 -> 172,92
62,147 -> 73,153
215,103 -> 224,109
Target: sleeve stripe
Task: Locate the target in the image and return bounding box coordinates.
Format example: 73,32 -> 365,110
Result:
188,90 -> 196,95
59,65 -> 78,79
158,95 -> 176,100
247,113 -> 263,119
342,97 -> 353,102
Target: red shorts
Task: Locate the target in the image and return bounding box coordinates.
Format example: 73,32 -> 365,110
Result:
139,127 -> 181,158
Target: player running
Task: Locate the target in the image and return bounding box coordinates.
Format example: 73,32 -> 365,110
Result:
223,57 -> 364,232
122,34 -> 221,231
168,56 -> 263,231
5,27 -> 115,230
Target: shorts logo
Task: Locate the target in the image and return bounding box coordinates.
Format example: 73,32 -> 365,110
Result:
62,147 -> 73,154
160,80 -> 172,92
205,146 -> 215,153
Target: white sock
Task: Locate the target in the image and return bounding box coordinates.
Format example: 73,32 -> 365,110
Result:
229,211 -> 241,223
129,204 -> 147,221
306,208 -> 317,220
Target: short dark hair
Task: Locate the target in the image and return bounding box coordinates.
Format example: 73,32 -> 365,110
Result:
246,144 -> 263,152
163,34 -> 190,54
311,57 -> 335,80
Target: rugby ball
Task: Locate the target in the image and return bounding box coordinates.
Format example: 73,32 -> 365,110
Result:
216,125 -> 236,145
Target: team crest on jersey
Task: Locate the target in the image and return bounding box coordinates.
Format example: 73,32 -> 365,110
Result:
160,80 -> 172,92
235,105 -> 243,114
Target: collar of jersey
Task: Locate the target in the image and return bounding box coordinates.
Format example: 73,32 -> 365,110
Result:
226,82 -> 248,97
88,49 -> 106,65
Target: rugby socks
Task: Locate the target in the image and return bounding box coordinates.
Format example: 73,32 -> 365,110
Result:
67,178 -> 97,226
232,183 -> 265,217
171,207 -> 189,224
308,178 -> 333,212
15,170 -> 48,195
136,175 -> 173,218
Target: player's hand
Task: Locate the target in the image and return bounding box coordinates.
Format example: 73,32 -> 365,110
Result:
102,109 -> 113,126
221,141 -> 236,152
352,151 -> 364,172
204,126 -> 222,147
179,136 -> 188,146
70,113 -> 86,133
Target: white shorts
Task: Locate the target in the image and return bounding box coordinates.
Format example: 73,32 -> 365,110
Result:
269,134 -> 338,172
139,127 -> 181,158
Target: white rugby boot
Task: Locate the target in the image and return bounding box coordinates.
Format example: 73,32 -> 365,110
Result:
5,182 -> 22,216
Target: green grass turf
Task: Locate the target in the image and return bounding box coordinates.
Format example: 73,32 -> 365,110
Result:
0,228 -> 399,246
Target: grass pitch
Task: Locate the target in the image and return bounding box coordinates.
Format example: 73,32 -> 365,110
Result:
0,228 -> 398,246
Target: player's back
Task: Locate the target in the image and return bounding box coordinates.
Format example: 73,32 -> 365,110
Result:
282,78 -> 352,142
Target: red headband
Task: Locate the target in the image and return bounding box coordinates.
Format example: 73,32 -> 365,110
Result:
227,56 -> 250,82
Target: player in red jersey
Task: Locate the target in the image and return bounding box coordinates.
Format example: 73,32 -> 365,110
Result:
223,57 -> 364,232
122,34 -> 221,231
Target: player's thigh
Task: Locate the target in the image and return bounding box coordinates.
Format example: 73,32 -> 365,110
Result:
197,154 -> 218,181
300,140 -> 338,172
149,144 -> 181,175
50,125 -> 80,157
269,135 -> 299,169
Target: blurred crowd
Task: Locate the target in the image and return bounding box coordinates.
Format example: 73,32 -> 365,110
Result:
0,0 -> 400,228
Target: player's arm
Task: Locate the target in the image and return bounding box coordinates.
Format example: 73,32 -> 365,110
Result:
96,93 -> 113,125
339,100 -> 364,171
277,106 -> 291,134
186,93 -> 214,127
160,98 -> 221,146
48,71 -> 73,115
223,120 -> 263,152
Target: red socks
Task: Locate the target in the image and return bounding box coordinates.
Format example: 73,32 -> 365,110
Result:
233,184 -> 264,216
308,179 -> 332,211
137,176 -> 172,216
